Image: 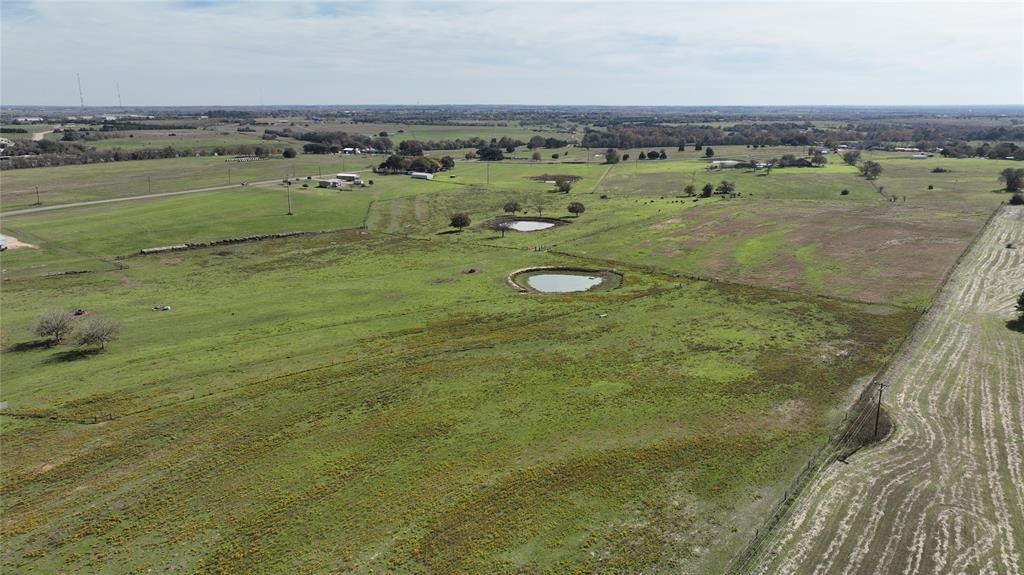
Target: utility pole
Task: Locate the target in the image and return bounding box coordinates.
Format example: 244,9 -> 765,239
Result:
873,383 -> 888,438
34,186 -> 41,205
486,161 -> 490,185
287,181 -> 293,215
76,73 -> 85,109
148,176 -> 151,194
228,167 -> 231,184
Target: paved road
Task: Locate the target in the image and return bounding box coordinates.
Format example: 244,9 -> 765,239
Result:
754,206 -> 1024,574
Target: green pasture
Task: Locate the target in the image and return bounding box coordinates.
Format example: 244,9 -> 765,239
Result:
0,155 -> 383,211
0,137 -> 1016,573
0,228 -> 915,574
304,121 -> 574,145
83,129 -> 298,152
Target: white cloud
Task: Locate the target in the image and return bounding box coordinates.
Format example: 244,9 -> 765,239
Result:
2,0 -> 1021,105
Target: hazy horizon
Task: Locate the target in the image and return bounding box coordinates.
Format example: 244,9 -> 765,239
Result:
2,0 -> 1023,107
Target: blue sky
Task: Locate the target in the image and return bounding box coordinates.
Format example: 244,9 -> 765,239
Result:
2,0 -> 1021,106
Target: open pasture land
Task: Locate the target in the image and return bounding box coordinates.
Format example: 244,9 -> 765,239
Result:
571,200 -> 985,308
1,125 -> 57,139
0,176 -> 446,280
0,154 -> 382,211
754,206 -> 1024,575
0,227 -> 917,574
83,128 -> 298,152
0,143 -> 1016,573
296,120 -> 574,144
363,151 -> 1012,307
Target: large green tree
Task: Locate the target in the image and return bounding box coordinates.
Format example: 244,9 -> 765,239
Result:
449,213 -> 471,231
999,168 -> 1024,192
859,160 -> 883,180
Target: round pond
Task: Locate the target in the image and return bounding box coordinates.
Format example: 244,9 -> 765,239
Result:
527,273 -> 603,292
485,216 -> 568,232
509,267 -> 622,294
505,220 -> 556,232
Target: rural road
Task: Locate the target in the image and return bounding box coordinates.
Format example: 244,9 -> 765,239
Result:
3,178 -> 288,217
754,206 -> 1024,574
31,130 -> 53,141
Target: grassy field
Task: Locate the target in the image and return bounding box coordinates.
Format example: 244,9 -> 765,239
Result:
292,120 -> 574,144
0,143 -> 1016,573
1,229 -> 915,574
0,155 -> 383,211
83,129 -> 297,152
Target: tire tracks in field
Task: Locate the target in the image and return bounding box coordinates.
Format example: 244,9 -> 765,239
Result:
753,206 -> 1024,575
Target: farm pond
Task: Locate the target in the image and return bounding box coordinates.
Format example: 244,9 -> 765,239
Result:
485,216 -> 568,232
509,267 -> 623,293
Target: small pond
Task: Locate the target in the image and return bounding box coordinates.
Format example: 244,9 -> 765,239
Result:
526,273 -> 604,293
505,220 -> 556,232
509,267 -> 622,294
486,216 -> 567,232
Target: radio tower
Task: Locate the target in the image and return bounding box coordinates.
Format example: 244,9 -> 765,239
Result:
117,82 -> 123,107
76,73 -> 85,109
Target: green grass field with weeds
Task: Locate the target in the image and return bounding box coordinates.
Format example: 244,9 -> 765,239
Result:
0,229 -> 915,574
0,142 -> 1014,573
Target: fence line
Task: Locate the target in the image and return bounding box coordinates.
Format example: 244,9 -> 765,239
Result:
725,202 -> 1007,574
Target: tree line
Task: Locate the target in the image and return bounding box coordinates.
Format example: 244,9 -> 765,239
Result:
578,122 -> 1024,155
1,139 -> 282,170
376,154 -> 455,174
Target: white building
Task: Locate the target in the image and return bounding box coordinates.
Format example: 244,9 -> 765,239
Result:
410,172 -> 434,180
335,173 -> 360,182
911,153 -> 929,160
710,160 -> 740,169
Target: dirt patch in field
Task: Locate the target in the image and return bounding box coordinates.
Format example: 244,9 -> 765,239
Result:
628,200 -> 987,305
1,235 -> 37,250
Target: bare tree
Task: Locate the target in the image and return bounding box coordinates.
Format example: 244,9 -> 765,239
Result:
76,317 -> 121,350
36,310 -> 75,344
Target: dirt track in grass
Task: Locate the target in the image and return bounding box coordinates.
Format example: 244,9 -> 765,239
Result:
754,206 -> 1024,574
